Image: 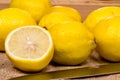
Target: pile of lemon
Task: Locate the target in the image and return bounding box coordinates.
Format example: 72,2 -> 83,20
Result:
1,0 -> 120,72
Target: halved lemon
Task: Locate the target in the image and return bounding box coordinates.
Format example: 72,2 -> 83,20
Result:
5,26 -> 54,72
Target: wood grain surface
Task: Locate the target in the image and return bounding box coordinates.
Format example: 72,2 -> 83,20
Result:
1,0 -> 120,20
0,0 -> 120,80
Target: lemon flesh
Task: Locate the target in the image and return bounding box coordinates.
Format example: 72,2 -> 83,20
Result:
47,6 -> 82,21
5,26 -> 54,72
94,16 -> 120,62
0,8 -> 36,51
49,21 -> 96,65
84,6 -> 120,32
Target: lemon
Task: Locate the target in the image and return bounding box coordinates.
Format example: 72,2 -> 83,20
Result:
47,6 -> 82,21
49,21 -> 95,65
0,8 -> 36,51
94,16 -> 120,62
10,0 -> 52,22
5,26 -> 54,72
84,6 -> 120,32
39,12 -> 75,29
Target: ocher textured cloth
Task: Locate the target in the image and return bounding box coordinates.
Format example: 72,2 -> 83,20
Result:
0,52 -> 120,80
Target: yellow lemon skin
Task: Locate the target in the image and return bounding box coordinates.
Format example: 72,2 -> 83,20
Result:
39,12 -> 76,29
84,6 -> 120,32
10,0 -> 52,22
0,8 -> 36,51
47,6 -> 82,21
49,21 -> 96,65
6,47 -> 54,72
94,16 -> 120,62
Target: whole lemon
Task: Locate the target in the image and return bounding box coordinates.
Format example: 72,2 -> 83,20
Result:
84,6 -> 120,32
94,16 -> 120,62
46,6 -> 82,21
39,12 -> 76,29
0,8 -> 36,51
10,0 -> 52,22
49,21 -> 96,65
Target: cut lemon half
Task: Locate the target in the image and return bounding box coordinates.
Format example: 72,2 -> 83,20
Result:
5,26 -> 54,72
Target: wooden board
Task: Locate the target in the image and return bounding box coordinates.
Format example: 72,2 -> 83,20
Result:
0,0 -> 120,80
1,0 -> 120,19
